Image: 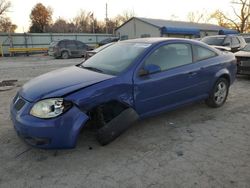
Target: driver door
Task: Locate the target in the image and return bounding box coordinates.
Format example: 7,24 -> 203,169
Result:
134,43 -> 204,117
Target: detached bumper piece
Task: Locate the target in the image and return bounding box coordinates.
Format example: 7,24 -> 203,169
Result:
97,108 -> 139,145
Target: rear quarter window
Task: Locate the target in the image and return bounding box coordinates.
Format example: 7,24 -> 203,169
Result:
76,41 -> 87,49
201,37 -> 225,46
193,45 -> 217,61
66,41 -> 77,49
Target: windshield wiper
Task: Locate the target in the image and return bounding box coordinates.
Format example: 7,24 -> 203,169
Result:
80,65 -> 104,73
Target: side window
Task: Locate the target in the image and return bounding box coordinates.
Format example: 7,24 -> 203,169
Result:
58,41 -> 66,48
141,34 -> 151,38
66,41 -> 77,49
144,43 -> 192,72
76,41 -> 86,49
232,37 -> 240,46
121,35 -> 128,40
193,45 -> 217,61
224,37 -> 231,46
244,37 -> 250,43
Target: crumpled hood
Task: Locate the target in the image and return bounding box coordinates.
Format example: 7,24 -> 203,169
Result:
234,50 -> 250,57
211,45 -> 231,52
20,66 -> 114,102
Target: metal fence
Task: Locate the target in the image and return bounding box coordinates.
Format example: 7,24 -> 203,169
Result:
0,33 -> 114,55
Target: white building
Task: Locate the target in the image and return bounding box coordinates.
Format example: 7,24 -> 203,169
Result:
116,17 -> 238,40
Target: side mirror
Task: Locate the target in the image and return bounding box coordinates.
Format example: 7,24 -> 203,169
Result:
139,64 -> 161,76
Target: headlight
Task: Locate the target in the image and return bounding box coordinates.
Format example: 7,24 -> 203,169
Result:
30,98 -> 72,119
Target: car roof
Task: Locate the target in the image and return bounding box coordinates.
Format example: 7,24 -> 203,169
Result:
58,39 -> 82,42
203,35 -> 241,38
120,37 -> 199,44
120,37 -> 222,53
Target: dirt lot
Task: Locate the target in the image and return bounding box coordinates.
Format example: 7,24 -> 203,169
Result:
0,56 -> 249,188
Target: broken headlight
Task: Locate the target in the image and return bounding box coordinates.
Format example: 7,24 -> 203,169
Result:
30,98 -> 72,119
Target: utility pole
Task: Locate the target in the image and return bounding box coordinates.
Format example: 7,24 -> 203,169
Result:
105,3 -> 108,34
90,12 -> 95,33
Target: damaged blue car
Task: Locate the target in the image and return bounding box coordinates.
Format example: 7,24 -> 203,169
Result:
10,38 -> 237,149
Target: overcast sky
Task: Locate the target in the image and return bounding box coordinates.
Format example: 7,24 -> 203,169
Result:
8,0 -> 233,32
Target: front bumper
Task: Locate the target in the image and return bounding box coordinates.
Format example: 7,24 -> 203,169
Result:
48,51 -> 60,58
237,59 -> 250,75
10,96 -> 89,149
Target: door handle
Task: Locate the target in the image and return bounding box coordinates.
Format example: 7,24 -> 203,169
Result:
187,71 -> 197,76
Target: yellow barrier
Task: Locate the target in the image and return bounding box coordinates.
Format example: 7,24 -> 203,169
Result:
0,44 -> 3,57
8,47 -> 48,53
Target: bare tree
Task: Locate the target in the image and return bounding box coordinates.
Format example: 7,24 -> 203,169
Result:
231,0 -> 250,32
49,14 -> 106,33
114,10 -> 135,26
210,10 -> 233,28
50,18 -> 73,33
93,19 -> 105,33
0,17 -> 16,32
187,12 -> 204,23
187,10 -> 212,23
73,10 -> 93,33
0,0 -> 11,16
0,0 -> 16,33
211,0 -> 250,32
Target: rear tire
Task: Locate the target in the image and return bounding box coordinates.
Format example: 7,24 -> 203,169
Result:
206,78 -> 229,108
61,51 -> 69,59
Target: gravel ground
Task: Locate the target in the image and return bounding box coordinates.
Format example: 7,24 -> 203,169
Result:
0,56 -> 250,188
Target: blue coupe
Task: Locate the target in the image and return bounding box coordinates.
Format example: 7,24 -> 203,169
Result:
10,38 -> 237,149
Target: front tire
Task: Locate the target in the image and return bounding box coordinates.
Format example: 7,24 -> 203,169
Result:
61,51 -> 69,59
206,78 -> 229,108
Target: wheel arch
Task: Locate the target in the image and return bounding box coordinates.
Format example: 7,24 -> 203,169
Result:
88,100 -> 132,117
87,99 -> 138,126
218,73 -> 230,84
60,49 -> 71,57
215,69 -> 231,85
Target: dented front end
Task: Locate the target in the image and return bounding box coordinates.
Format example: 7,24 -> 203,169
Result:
11,70 -> 138,149
10,95 -> 89,149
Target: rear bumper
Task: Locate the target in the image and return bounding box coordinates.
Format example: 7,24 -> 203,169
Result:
10,97 -> 89,149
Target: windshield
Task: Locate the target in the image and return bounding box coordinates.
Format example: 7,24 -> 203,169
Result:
49,41 -> 59,47
201,36 -> 225,46
242,44 -> 250,52
80,42 -> 151,75
93,42 -> 114,53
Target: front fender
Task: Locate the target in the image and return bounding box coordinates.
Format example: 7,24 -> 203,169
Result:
65,77 -> 135,112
